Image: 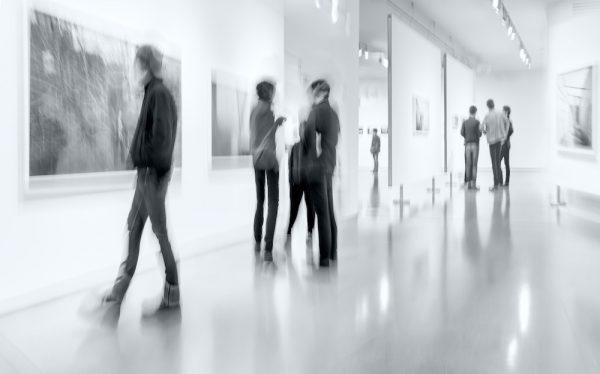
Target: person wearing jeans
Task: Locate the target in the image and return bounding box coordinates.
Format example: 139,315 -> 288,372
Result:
304,79 -> 340,266
250,80 -> 285,262
501,105 -> 514,187
481,99 -> 509,191
287,141 -> 315,238
103,45 -> 180,312
461,105 -> 482,190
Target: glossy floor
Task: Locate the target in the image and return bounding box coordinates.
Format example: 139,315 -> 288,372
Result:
1,172 -> 600,373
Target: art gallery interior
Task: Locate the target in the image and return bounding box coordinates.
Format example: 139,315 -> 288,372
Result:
1,0 -> 600,372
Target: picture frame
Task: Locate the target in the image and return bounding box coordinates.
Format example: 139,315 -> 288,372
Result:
412,96 -> 430,135
23,0 -> 182,198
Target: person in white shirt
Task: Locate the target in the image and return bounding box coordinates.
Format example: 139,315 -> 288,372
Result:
480,99 -> 509,191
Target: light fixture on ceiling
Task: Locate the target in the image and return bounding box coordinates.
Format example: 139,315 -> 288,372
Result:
315,0 -> 321,9
359,47 -> 363,58
331,0 -> 339,24
494,0 -> 531,67
365,48 -> 369,60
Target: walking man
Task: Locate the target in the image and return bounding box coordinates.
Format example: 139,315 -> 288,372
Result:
370,128 -> 381,173
103,45 -> 180,311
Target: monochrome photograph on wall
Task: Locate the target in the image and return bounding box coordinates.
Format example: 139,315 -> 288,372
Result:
29,9 -> 182,178
557,65 -> 594,154
412,96 -> 430,134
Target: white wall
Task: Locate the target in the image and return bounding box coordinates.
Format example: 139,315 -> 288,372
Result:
390,15 -> 444,185
446,56 -> 476,174
475,70 -> 548,170
0,0 -> 284,311
547,3 -> 600,195
284,0 -> 360,217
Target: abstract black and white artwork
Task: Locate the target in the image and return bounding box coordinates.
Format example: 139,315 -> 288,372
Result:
413,96 -> 430,134
557,66 -> 594,154
29,9 -> 182,178
211,71 -> 251,159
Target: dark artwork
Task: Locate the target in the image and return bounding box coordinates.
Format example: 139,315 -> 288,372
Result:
29,10 -> 182,177
557,66 -> 594,152
211,73 -> 250,157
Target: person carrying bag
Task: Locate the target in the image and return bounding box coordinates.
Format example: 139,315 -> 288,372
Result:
250,80 -> 285,262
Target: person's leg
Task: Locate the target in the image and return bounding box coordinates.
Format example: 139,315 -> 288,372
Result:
472,143 -> 480,187
264,169 -> 279,254
105,170 -> 148,303
145,169 -> 178,287
303,183 -> 315,234
465,144 -> 473,187
309,177 -> 331,266
326,172 -> 337,261
503,146 -> 510,186
254,169 -> 266,245
495,143 -> 503,186
288,183 -> 302,235
489,144 -> 497,188
374,152 -> 379,172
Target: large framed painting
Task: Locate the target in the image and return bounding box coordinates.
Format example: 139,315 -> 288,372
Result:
211,70 -> 252,170
413,96 -> 430,135
557,65 -> 595,156
25,4 -> 182,196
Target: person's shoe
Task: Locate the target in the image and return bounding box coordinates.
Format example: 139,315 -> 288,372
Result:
264,251 -> 274,262
254,241 -> 261,253
319,258 -> 330,267
503,183 -> 509,188
471,185 -> 480,191
307,232 -> 313,241
101,273 -> 132,305
489,186 -> 498,192
330,250 -> 337,261
142,281 -> 180,316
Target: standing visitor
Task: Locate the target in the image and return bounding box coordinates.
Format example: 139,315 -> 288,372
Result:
481,99 -> 509,191
370,128 -> 381,173
250,80 -> 286,262
501,105 -> 514,187
460,106 -> 482,190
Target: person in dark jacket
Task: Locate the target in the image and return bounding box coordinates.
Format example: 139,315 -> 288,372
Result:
103,45 -> 180,312
501,106 -> 514,187
287,125 -> 315,241
302,79 -> 340,267
250,81 -> 285,262
461,105 -> 482,190
370,128 -> 381,173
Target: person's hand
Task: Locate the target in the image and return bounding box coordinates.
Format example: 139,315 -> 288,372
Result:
275,116 -> 287,126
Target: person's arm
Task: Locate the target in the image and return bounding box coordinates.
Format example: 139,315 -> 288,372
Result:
460,121 -> 466,138
478,120 -> 482,138
508,121 -> 514,137
149,89 -> 174,173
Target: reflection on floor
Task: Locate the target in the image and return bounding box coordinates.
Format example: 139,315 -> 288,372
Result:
1,171 -> 600,373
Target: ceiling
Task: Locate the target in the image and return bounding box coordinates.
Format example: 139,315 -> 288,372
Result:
360,0 -> 562,73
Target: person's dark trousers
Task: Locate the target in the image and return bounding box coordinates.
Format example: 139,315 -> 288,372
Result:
325,172 -> 338,260
254,168 -> 279,253
121,167 -> 178,286
372,152 -> 379,172
308,176 -> 331,263
465,143 -> 480,185
489,142 -> 503,187
287,182 -> 315,235
501,144 -> 510,185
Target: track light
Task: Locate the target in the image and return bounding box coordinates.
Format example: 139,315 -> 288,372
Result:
359,48 -> 363,58
510,32 -> 516,41
315,0 -> 321,9
365,50 -> 369,60
508,25 -> 513,36
493,0 -> 499,10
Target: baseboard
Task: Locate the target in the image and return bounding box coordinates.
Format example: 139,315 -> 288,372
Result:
0,225 -> 251,317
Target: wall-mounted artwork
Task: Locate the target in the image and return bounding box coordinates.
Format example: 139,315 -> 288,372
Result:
557,66 -> 595,154
211,70 -> 251,169
413,96 -> 430,134
28,9 -> 182,192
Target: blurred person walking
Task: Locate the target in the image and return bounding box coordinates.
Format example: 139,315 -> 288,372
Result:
370,128 -> 381,173
302,79 -> 340,267
103,45 -> 180,312
501,106 -> 514,187
461,106 -> 482,190
250,81 -> 286,262
481,99 -> 509,191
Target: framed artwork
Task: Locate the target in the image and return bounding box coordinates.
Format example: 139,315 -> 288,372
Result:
26,5 -> 182,195
211,70 -> 251,170
413,96 -> 430,134
557,65 -> 595,155
381,127 -> 388,134
358,128 -> 364,135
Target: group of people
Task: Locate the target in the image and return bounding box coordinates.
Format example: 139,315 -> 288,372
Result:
250,79 -> 340,268
461,99 -> 514,191
100,44 -> 341,315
